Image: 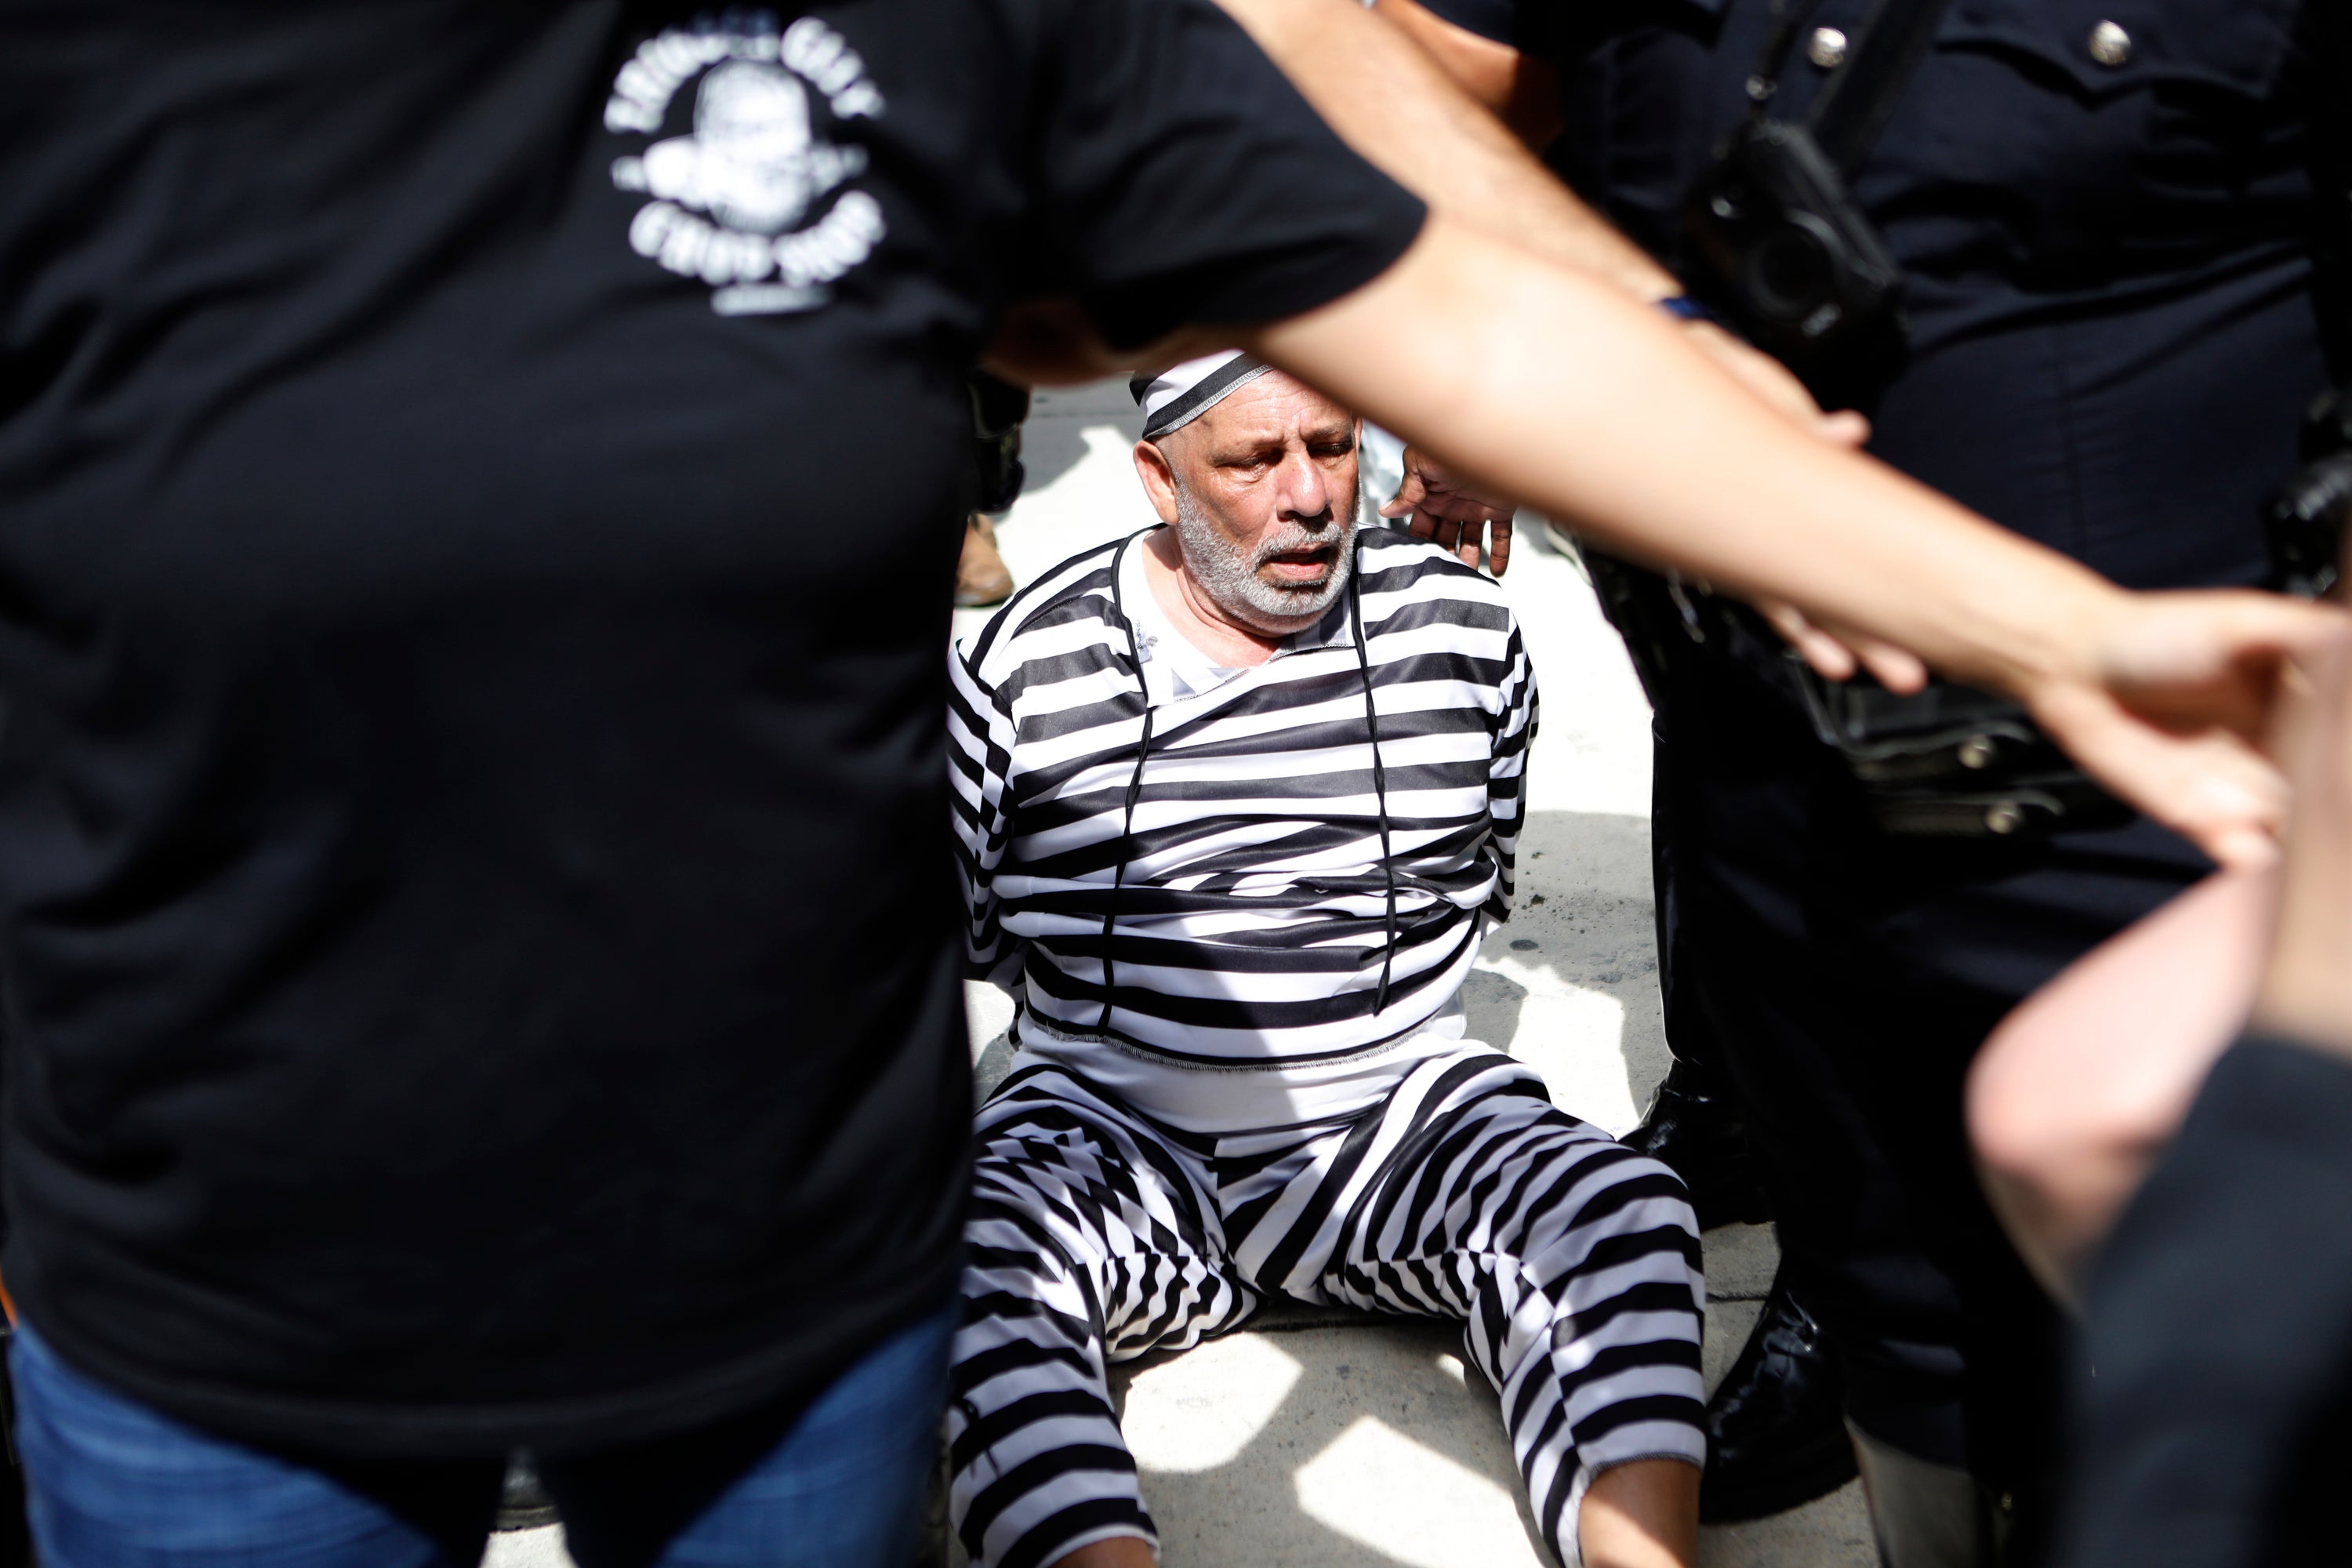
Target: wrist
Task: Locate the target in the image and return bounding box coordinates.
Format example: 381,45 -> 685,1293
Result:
2252,993 -> 2352,1063
1651,294 -> 1718,326
1959,562 -> 2125,709
2253,935 -> 2352,1060
2253,752 -> 2352,1058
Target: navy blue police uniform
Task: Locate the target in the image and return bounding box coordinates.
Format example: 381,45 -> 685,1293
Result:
1412,0 -> 2331,1534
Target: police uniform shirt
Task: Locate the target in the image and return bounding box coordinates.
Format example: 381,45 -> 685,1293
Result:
1413,0 -> 2331,1492
0,2 -> 1424,1454
1421,0 -> 2326,592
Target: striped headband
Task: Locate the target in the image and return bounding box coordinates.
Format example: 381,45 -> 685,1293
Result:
1131,350 -> 1272,441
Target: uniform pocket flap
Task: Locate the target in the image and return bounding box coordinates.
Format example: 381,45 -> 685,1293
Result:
1938,0 -> 2298,100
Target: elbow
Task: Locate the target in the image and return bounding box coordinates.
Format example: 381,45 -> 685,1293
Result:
1968,870 -> 2270,1301
1967,1000 -> 2176,1303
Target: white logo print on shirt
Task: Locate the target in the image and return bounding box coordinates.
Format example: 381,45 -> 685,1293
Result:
607,10 -> 887,316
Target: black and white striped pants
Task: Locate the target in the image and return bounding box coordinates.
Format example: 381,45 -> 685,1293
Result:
947,1044 -> 1705,1568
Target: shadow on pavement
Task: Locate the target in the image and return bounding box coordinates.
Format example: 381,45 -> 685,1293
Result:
1109,1312 -> 1552,1568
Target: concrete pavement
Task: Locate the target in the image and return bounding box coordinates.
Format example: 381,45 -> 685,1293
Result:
484,378 -> 1874,1567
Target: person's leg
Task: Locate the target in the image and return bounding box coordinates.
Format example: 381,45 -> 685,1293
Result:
1689,928 -> 1980,1476
1626,715 -> 1768,1231
1583,1460 -> 1701,1568
1592,563 -> 1845,1525
1690,818 -> 2214,1563
1308,1049 -> 1707,1568
946,1062 -> 1254,1568
1656,631 -> 2201,1559
1967,868 -> 2270,1302
9,1327 -> 491,1568
1697,1265 -> 1853,1524
1584,557 -> 1766,1232
1047,1543 -> 1153,1568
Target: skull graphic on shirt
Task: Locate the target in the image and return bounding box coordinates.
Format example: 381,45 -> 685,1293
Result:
606,12 -> 888,314
641,60 -> 862,235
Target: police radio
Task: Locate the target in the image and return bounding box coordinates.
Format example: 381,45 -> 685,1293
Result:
2267,385 -> 2352,600
1683,0 -> 1953,372
2263,0 -> 2352,601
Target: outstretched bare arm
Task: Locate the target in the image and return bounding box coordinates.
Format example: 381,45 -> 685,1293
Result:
989,0 -> 1835,437
1212,0 -> 1666,297
1247,214 -> 2342,865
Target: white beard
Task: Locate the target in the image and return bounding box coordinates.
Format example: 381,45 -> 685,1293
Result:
1171,484 -> 1360,632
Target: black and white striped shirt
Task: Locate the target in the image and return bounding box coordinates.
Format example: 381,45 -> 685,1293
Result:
949,525 -> 1537,1123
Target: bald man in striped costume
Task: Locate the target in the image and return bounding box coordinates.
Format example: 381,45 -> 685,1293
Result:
945,353 -> 1704,1568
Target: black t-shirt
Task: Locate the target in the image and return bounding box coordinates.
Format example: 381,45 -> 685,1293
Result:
0,0 -> 1422,1454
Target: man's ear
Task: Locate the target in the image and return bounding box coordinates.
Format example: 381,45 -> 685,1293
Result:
1133,439 -> 1182,526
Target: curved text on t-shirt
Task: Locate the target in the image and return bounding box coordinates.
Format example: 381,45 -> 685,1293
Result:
604,9 -> 888,315
604,10 -> 885,132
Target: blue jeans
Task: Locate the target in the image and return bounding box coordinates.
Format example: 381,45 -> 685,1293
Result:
12,1308 -> 953,1568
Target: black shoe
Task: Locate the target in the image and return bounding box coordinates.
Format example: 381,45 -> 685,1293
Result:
495,1455 -> 560,1534
1626,1058 -> 1771,1230
1700,1270 -> 1859,1524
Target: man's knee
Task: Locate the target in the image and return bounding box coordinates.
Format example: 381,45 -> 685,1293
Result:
1486,1140 -> 1704,1330
1550,1141 -> 1703,1254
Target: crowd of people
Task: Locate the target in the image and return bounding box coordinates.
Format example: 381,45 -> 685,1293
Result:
0,1 -> 2344,1566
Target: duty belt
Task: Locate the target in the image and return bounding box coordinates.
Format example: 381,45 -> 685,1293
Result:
1584,550 -> 2129,841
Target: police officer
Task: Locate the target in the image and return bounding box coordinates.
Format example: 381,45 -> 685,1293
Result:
1370,0 -> 2336,1560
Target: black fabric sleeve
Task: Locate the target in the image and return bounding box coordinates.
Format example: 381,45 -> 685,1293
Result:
2059,1035 -> 2352,1568
1027,0 -> 1428,350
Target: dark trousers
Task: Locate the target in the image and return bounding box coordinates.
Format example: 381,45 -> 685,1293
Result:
1611,565 -> 2205,1524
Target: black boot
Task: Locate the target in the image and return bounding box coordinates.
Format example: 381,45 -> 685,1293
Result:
1627,1058 -> 1771,1230
1701,1269 -> 1859,1523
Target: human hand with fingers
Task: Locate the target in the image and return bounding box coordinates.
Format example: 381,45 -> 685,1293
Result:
1381,445 -> 1519,573
1753,600 -> 1930,691
1669,321 -> 1919,686
2015,589 -> 2349,869
1679,319 -> 1871,450
1690,344 -> 1898,685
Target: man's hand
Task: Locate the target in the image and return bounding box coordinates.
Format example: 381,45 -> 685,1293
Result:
1687,332 -> 1901,684
1752,600 -> 1929,691
1381,445 -> 1517,573
2020,590 -> 2349,869
1678,320 -> 1928,687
